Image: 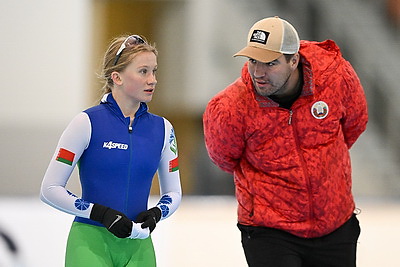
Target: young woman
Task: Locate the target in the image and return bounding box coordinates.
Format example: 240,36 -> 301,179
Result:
40,35 -> 182,267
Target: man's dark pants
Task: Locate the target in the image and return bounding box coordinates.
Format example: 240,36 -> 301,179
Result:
238,214 -> 360,267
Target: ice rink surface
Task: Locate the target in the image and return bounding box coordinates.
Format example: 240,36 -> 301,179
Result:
0,196 -> 399,267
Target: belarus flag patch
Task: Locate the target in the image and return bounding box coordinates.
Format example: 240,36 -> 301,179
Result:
169,157 -> 179,172
56,148 -> 75,166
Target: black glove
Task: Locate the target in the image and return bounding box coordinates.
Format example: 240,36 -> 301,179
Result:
90,204 -> 132,238
135,207 -> 162,233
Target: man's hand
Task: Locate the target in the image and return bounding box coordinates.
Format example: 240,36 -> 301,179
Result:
90,204 -> 132,238
135,207 -> 162,233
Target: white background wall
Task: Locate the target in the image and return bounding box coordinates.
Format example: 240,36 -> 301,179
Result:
0,0 -> 91,127
0,0 -> 91,195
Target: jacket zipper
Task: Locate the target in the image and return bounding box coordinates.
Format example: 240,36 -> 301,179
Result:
288,109 -> 315,234
125,118 -> 134,213
128,117 -> 134,133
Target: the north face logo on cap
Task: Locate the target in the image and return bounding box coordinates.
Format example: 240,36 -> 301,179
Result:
250,30 -> 269,44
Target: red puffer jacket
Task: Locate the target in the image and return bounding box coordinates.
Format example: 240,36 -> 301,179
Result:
203,40 -> 368,238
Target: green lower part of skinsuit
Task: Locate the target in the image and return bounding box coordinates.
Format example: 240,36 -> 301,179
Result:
65,222 -> 156,267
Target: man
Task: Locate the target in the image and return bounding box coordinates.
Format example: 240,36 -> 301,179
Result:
203,17 -> 368,267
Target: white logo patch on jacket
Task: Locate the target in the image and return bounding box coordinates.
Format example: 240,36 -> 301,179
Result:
311,101 -> 329,119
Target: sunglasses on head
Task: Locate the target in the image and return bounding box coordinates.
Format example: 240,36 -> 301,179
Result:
113,35 -> 146,65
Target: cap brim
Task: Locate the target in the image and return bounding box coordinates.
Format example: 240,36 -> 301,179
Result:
233,46 -> 282,63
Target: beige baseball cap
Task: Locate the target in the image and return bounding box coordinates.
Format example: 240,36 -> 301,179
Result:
234,16 -> 300,63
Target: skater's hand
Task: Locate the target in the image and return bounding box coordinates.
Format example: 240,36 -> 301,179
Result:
135,207 -> 161,233
90,204 -> 132,238
129,222 -> 150,239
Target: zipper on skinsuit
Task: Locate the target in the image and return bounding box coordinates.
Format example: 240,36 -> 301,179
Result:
287,109 -> 315,236
128,118 -> 134,133
125,118 -> 134,213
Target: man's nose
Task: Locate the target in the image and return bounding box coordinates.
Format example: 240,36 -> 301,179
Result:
253,62 -> 267,78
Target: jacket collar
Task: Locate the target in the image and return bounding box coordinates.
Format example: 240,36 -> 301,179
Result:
100,93 -> 148,119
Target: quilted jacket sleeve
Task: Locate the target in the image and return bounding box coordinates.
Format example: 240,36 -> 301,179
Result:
340,60 -> 368,148
203,87 -> 245,173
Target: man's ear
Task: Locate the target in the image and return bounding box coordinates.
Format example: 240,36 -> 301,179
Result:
111,71 -> 123,86
291,53 -> 300,69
